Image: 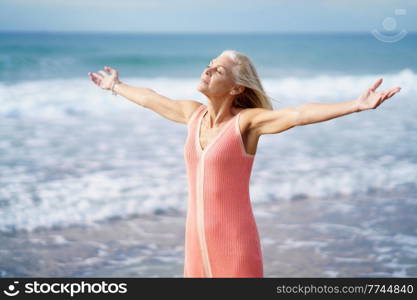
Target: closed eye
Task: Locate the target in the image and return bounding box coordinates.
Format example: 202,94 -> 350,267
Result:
206,64 -> 223,74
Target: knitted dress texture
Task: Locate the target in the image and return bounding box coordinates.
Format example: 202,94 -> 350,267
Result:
183,104 -> 263,278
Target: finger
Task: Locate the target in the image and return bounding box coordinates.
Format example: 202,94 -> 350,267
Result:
89,73 -> 101,85
91,72 -> 103,79
98,70 -> 108,77
386,87 -> 401,98
370,78 -> 383,92
381,91 -> 390,101
377,91 -> 386,102
91,76 -> 99,86
104,66 -> 115,76
105,66 -> 117,76
387,86 -> 401,96
386,91 -> 396,98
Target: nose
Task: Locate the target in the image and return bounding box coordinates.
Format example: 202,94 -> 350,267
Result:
204,66 -> 214,76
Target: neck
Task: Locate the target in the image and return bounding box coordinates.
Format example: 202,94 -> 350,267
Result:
204,96 -> 236,128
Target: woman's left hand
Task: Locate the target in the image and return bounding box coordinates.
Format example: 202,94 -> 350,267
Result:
355,78 -> 401,112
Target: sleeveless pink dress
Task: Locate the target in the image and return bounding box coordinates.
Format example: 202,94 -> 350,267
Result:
183,104 -> 264,278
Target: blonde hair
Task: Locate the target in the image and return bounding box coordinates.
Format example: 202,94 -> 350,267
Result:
219,50 -> 276,110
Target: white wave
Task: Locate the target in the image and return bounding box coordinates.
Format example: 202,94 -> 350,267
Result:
0,69 -> 415,119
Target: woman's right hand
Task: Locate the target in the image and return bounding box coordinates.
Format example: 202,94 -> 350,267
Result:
88,66 -> 121,91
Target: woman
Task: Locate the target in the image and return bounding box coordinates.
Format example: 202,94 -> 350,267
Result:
88,50 -> 401,278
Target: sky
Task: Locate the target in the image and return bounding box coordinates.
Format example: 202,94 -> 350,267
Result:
1,0 -> 416,33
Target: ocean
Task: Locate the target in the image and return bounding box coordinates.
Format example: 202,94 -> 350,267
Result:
1,31 -> 416,277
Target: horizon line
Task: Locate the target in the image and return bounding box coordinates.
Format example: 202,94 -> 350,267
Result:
2,29 -> 417,35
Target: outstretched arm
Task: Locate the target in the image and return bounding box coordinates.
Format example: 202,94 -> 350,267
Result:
296,78 -> 401,126
249,78 -> 401,136
88,66 -> 202,124
112,82 -> 202,125
295,99 -> 359,126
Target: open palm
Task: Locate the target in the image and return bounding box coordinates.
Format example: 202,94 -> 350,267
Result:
356,78 -> 401,111
88,66 -> 120,90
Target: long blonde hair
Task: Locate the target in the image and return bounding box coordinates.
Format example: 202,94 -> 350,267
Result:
219,50 -> 275,110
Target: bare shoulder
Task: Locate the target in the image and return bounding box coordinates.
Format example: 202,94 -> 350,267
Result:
239,106 -> 300,136
236,107 -> 261,137
238,107 -> 269,132
179,100 -> 204,124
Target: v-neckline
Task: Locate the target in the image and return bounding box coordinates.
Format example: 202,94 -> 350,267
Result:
196,107 -> 240,154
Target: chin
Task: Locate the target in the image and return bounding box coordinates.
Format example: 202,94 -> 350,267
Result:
197,83 -> 208,93
197,88 -> 209,97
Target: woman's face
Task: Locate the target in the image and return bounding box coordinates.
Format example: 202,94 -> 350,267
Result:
197,55 -> 241,98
